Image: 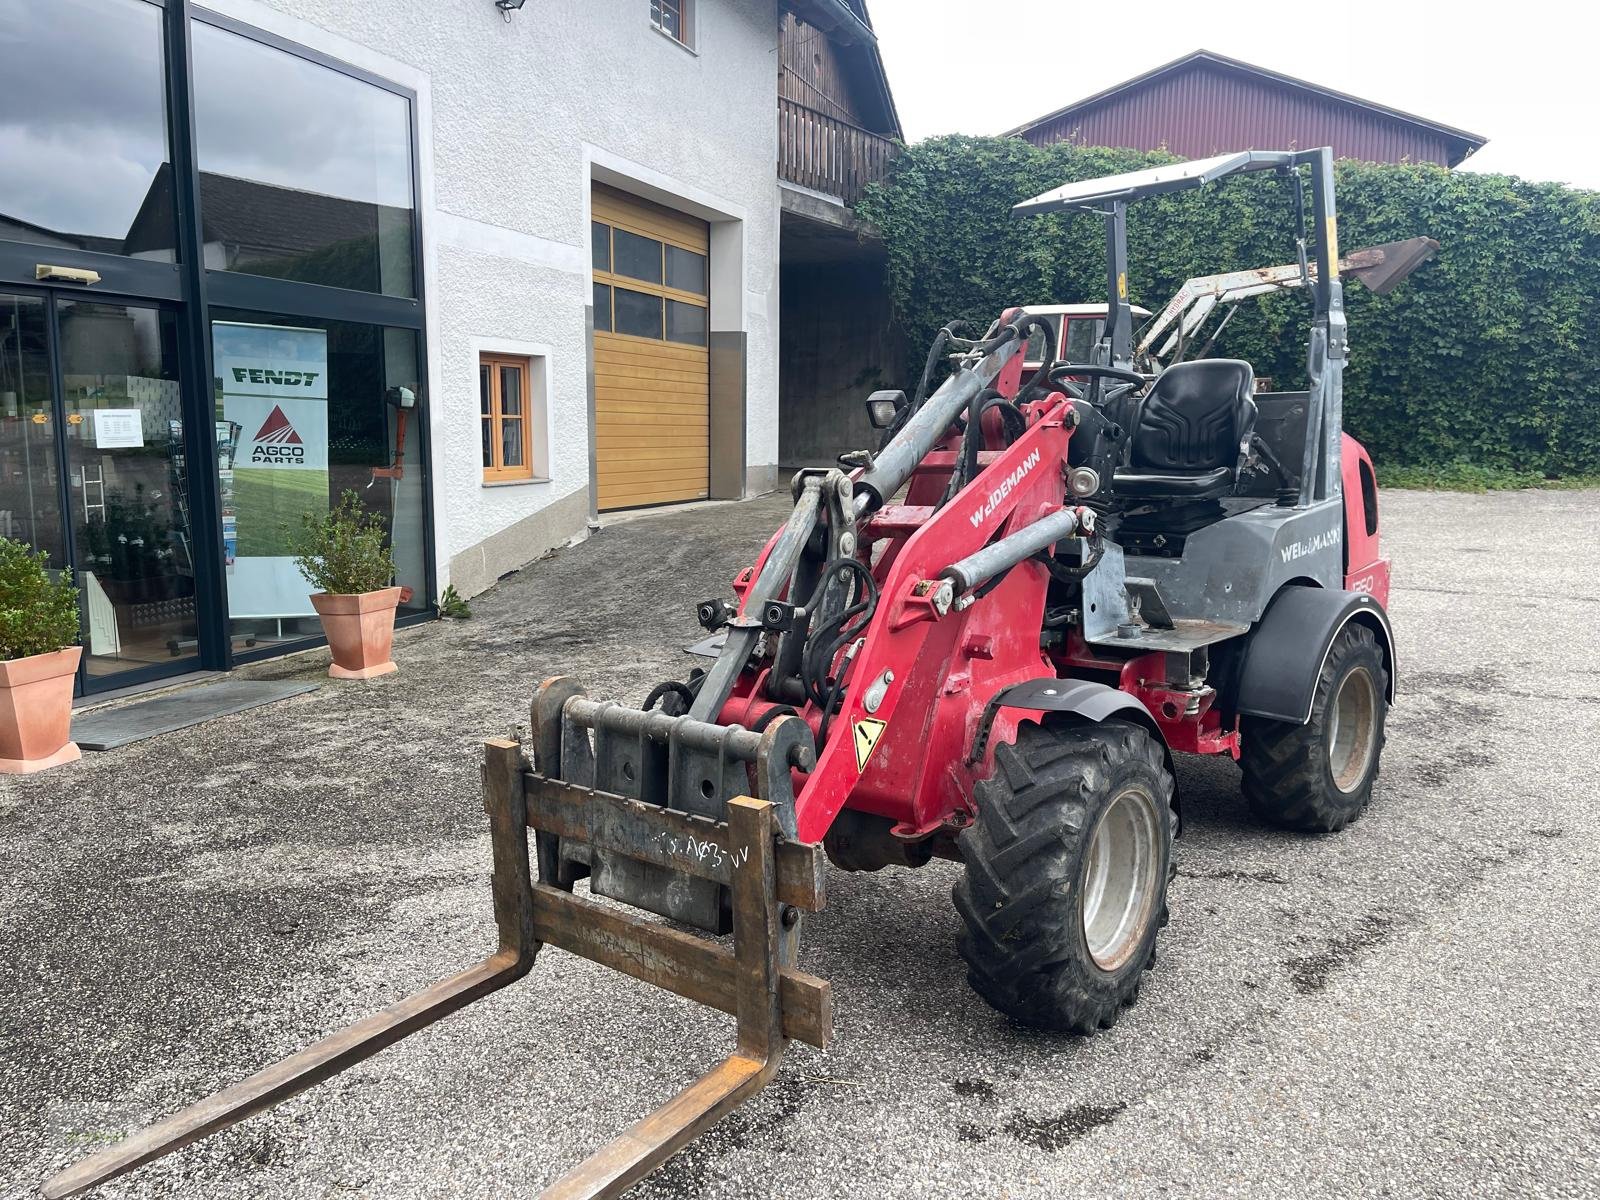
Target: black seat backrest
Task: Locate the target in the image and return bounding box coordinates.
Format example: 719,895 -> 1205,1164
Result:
1130,359 -> 1256,472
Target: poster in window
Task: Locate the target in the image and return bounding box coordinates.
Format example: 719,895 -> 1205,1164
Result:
212,321 -> 329,619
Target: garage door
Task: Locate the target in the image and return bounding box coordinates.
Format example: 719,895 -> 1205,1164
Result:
591,184 -> 710,510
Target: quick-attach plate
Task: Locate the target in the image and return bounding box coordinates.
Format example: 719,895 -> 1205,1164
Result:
532,681 -> 813,936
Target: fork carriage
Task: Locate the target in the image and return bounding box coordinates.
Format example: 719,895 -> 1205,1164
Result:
45,708 -> 830,1200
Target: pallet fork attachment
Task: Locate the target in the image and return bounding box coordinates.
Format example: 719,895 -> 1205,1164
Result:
44,732 -> 831,1199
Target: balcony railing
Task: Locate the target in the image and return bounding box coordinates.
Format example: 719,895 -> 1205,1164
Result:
778,97 -> 897,208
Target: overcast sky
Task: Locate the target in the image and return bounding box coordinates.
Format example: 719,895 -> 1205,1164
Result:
868,0 -> 1599,191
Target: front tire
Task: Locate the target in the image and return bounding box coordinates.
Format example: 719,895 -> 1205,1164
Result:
1241,622 -> 1388,832
954,720 -> 1175,1032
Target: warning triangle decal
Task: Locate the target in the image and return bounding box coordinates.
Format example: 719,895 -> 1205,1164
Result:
853,717 -> 888,772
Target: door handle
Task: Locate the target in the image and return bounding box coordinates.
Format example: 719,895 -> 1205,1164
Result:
35,264 -> 101,285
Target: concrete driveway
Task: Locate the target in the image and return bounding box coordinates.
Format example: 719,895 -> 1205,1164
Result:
4,488 -> 1598,1199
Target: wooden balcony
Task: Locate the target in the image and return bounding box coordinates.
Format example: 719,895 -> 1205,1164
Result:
778,97 -> 897,207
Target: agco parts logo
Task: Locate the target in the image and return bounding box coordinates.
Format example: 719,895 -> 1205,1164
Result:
249,405 -> 307,464
1280,525 -> 1341,563
968,448 -> 1041,527
232,366 -> 320,388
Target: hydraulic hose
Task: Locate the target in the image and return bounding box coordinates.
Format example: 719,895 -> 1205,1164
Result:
853,321 -> 1025,514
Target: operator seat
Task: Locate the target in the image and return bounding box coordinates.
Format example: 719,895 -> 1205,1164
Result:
1113,359 -> 1257,499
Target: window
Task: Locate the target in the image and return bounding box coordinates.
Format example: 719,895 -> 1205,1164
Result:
0,0 -> 175,260
192,19 -> 416,297
665,299 -> 707,346
481,354 -> 533,481
650,0 -> 694,48
665,245 -> 707,293
1359,459 -> 1379,537
211,311 -> 429,648
591,217 -> 708,347
614,287 -> 663,339
1021,315 -> 1061,367
1064,318 -> 1105,363
613,228 -> 663,284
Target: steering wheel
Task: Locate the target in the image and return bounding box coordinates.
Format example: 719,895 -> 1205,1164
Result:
1047,363 -> 1146,388
1046,363 -> 1147,407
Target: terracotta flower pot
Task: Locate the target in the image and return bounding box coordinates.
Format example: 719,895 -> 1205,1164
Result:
0,645 -> 82,774
310,587 -> 404,680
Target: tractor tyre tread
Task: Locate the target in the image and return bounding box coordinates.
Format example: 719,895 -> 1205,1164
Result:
1240,622 -> 1387,833
954,719 -> 1175,1033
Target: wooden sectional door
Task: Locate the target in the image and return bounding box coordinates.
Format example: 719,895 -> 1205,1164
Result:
591,184 -> 710,510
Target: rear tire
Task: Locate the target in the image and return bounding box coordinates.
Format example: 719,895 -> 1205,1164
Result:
1241,622 -> 1388,833
954,720 -> 1175,1032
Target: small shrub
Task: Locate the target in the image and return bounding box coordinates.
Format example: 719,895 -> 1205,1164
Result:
294,491 -> 396,595
0,539 -> 80,661
438,584 -> 472,620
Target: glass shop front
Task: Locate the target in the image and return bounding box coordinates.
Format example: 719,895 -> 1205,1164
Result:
0,0 -> 433,693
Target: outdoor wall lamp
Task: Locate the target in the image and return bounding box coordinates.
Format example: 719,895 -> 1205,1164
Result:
494,0 -> 526,20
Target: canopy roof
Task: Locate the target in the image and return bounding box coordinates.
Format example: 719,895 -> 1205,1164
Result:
1012,150 -> 1299,216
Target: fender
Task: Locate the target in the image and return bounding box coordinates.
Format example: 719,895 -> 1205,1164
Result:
973,677 -> 1179,815
1235,585 -> 1396,724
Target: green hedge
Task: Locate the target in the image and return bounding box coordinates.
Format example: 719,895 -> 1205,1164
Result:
856,136 -> 1600,477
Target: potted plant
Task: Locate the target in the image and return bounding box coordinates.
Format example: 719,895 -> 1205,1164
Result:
295,491 -> 403,679
0,538 -> 82,773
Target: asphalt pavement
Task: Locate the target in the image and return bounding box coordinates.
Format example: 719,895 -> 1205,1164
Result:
3,487 -> 1598,1199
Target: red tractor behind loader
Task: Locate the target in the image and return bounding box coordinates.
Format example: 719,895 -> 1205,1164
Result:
50,148 -> 1397,1199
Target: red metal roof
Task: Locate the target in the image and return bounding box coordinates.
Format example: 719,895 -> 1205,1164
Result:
1005,50 -> 1487,168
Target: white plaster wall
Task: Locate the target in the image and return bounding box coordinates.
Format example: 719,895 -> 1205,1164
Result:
205,0 -> 782,595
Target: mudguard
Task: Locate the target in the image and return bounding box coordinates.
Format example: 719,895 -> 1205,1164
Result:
993,677 -> 1162,728
979,678 -> 1178,814
1235,585 -> 1396,724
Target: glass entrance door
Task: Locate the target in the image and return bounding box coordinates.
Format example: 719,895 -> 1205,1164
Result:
0,294 -> 62,560
0,289 -> 202,691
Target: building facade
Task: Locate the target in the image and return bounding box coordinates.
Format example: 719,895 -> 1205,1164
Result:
1007,50 -> 1487,168
0,0 -> 799,697
773,1 -> 905,469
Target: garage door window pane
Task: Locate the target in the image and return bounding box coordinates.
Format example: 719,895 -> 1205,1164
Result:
593,283 -> 612,332
665,300 -> 706,346
591,221 -> 610,270
193,20 -> 416,297
665,246 -> 707,295
613,228 -> 663,284
614,288 -> 663,339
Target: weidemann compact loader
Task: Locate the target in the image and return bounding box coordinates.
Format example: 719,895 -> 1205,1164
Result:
49,147 -> 1396,1198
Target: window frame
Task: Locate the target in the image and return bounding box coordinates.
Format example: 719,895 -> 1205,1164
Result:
650,0 -> 696,51
480,352 -> 535,482
590,217 -> 708,349
0,3 -> 436,687
190,7 -> 425,317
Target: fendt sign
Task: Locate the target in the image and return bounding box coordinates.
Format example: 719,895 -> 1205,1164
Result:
230,367 -> 321,389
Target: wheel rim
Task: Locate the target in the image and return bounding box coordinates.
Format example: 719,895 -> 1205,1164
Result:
1080,784 -> 1163,972
1327,665 -> 1378,793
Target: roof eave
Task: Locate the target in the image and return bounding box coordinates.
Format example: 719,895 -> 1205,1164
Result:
1001,48 -> 1489,152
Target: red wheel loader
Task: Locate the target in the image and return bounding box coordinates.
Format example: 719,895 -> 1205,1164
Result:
47,148 -> 1398,1198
